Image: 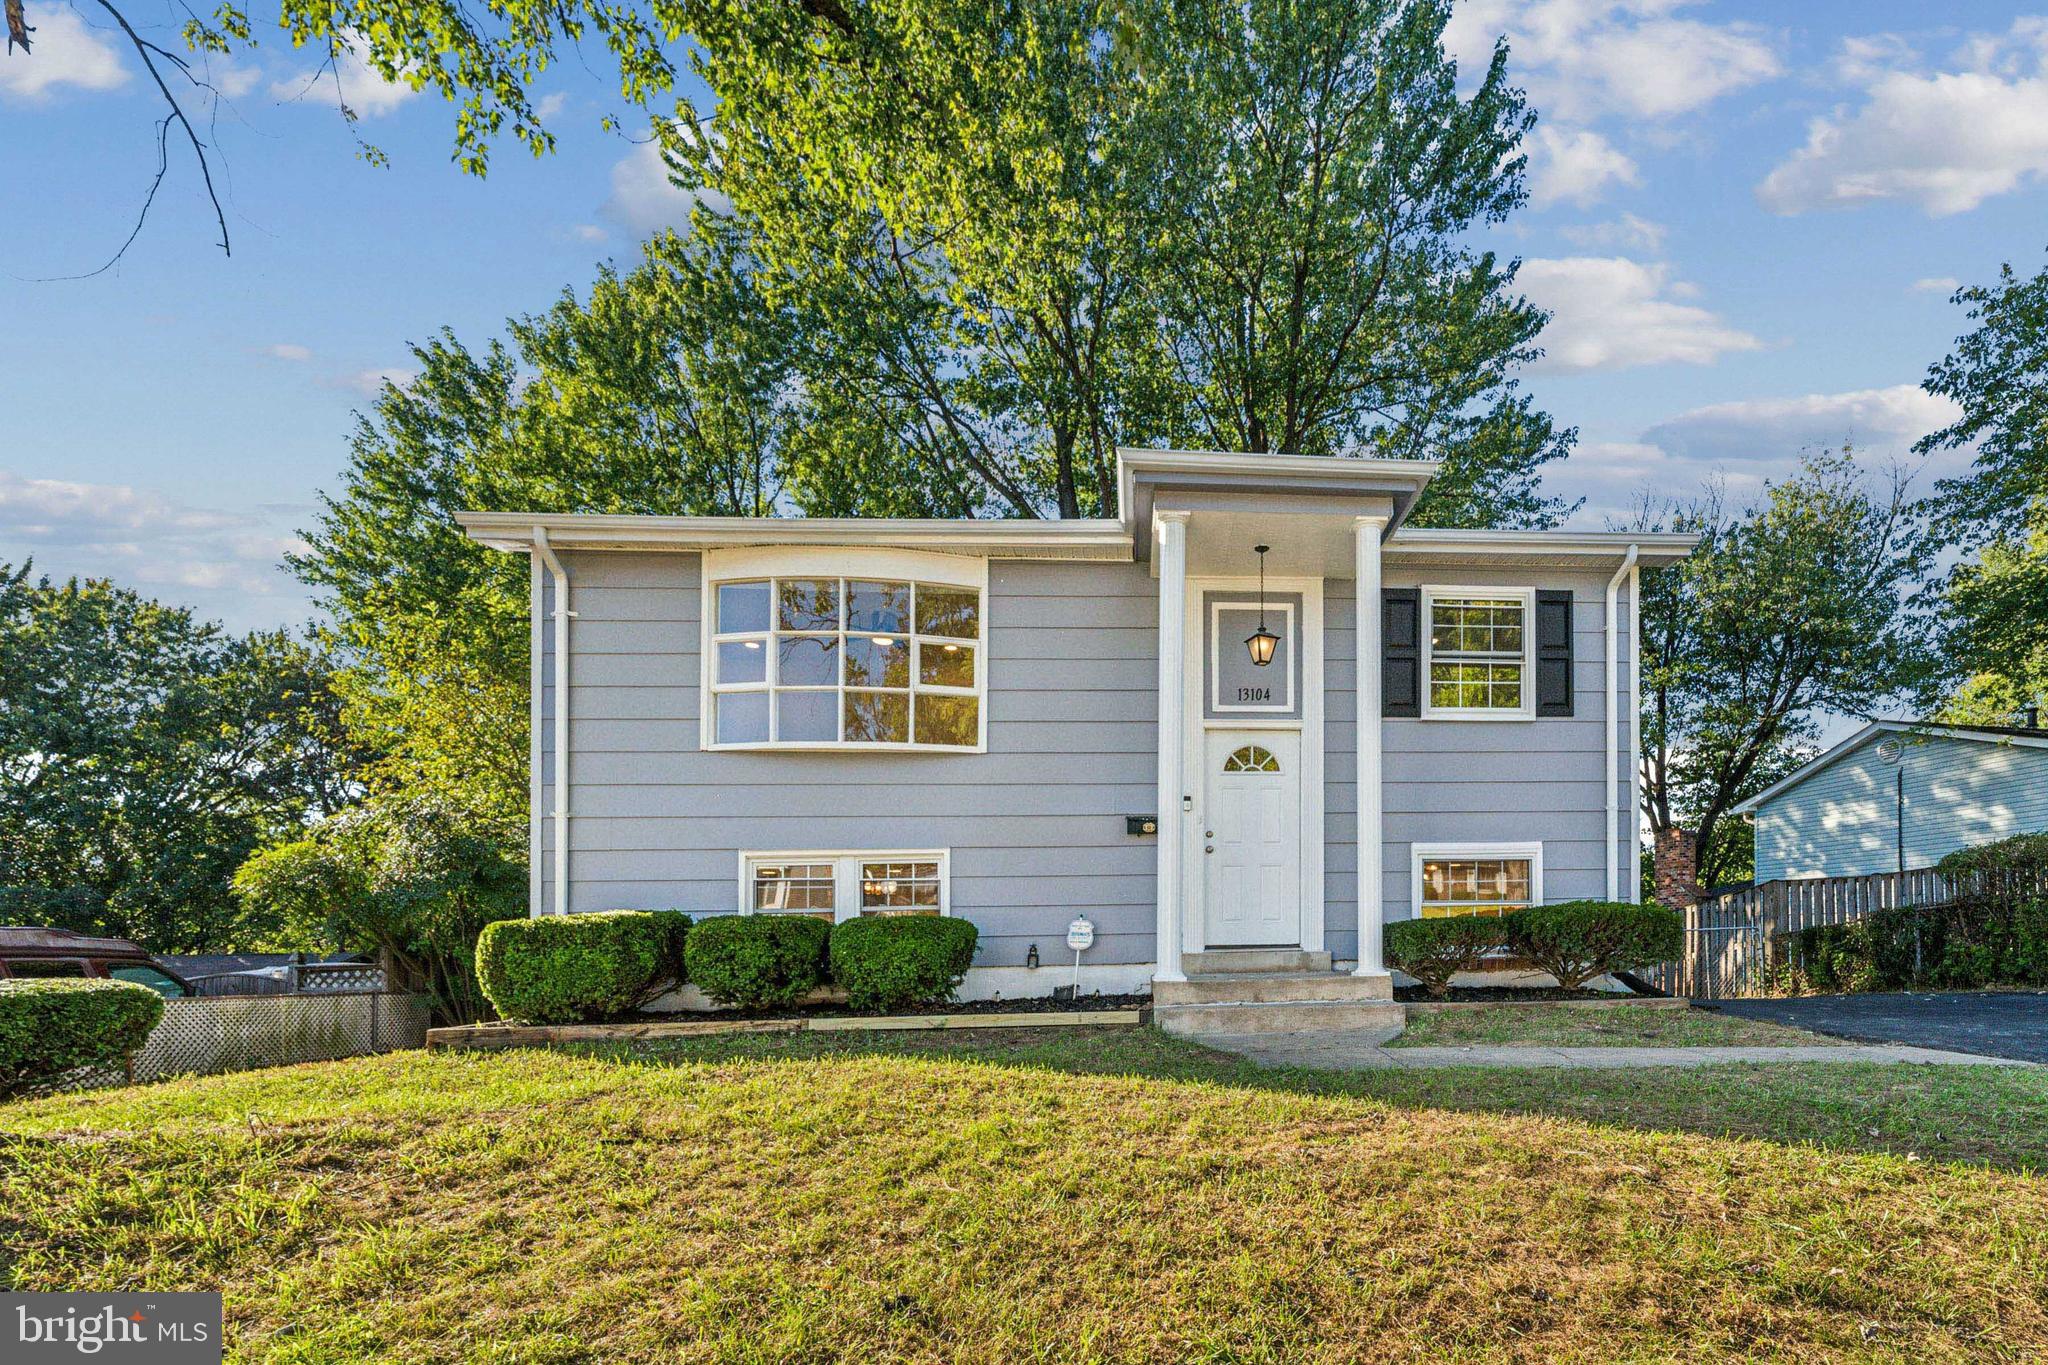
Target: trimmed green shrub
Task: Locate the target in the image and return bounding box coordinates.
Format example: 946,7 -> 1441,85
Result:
687,914 -> 831,1008
1782,897 -> 2048,993
1506,900 -> 1681,991
0,979 -> 164,1100
1384,914 -> 1512,996
829,915 -> 978,1012
1938,830 -> 2048,877
475,910 -> 691,1023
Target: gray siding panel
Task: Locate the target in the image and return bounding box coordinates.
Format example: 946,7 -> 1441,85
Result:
1755,733 -> 2048,880
544,553 -> 1162,967
543,548 -> 1638,976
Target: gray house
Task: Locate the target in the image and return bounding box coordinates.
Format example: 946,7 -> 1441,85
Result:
460,449 -> 1695,1033
1737,721 -> 2048,882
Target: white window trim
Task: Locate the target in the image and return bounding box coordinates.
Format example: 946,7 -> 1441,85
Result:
1409,841 -> 1544,918
700,546 -> 989,753
1419,585 -> 1537,722
1208,598 -> 1297,714
737,849 -> 952,924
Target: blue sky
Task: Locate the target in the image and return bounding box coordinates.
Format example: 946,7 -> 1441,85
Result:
2,0 -> 2043,633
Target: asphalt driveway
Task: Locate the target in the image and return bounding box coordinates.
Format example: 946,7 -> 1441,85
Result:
1714,992 -> 2048,1064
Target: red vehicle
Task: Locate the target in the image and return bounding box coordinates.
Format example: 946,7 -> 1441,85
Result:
0,926 -> 194,997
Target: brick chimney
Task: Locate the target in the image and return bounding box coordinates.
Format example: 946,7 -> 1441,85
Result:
1653,826 -> 1700,910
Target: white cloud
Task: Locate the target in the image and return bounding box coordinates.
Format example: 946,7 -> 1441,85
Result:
571,224 -> 608,243
1528,126 -> 1639,208
1559,212 -> 1667,251
1639,385 -> 1962,467
0,5 -> 128,101
1446,0 -> 1779,122
0,471 -> 311,629
206,59 -> 261,100
273,44 -> 418,119
1553,384 -> 1966,522
262,343 -> 313,363
1518,256 -> 1764,373
1758,19 -> 2048,216
333,367 -> 418,397
534,91 -> 569,120
602,138 -> 728,233
1910,276 -> 1960,295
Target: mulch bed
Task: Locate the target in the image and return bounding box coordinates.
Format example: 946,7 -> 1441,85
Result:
1393,985 -> 1657,1004
623,992 -> 1151,1024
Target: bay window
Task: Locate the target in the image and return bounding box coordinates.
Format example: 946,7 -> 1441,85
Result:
703,550 -> 986,751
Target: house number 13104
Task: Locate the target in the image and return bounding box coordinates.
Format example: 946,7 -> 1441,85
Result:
1236,686 -> 1271,703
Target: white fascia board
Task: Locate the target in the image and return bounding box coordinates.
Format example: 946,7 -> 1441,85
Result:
454,511 -> 1133,559
1385,529 -> 1701,567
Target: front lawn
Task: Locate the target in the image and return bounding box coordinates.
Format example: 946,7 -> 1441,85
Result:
1391,1002 -> 1845,1048
4,1028 -> 2046,1362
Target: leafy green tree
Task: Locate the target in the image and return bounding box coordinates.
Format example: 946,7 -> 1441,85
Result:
0,563 -> 359,950
234,797 -> 524,1022
296,232 -> 801,836
685,0 -> 1571,523
1638,452 -> 1935,892
1915,254 -> 2048,722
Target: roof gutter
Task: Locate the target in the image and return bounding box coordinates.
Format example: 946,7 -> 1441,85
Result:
533,528 -> 572,916
1606,543 -> 1639,902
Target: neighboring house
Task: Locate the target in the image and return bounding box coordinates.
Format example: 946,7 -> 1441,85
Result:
459,449 -> 1695,1032
1737,721 -> 2048,882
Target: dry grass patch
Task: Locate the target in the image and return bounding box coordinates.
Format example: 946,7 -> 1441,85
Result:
2,1037 -> 2045,1363
1392,1003 -> 1846,1049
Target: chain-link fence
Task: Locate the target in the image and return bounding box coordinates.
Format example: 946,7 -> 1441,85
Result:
61,992 -> 431,1092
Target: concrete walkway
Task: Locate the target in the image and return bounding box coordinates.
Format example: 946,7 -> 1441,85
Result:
1205,1029 -> 2039,1070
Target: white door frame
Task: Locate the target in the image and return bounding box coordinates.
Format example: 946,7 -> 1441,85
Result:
1181,574 -> 1324,956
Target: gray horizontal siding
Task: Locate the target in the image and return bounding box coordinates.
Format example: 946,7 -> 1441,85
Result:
543,552 -> 1161,966
1755,733 -> 2048,880
1324,569 -> 1632,960
543,548 -> 1640,974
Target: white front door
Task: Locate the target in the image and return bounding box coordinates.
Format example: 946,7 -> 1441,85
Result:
1202,729 -> 1303,946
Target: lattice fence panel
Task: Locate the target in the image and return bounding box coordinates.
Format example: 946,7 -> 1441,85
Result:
55,993 -> 431,1093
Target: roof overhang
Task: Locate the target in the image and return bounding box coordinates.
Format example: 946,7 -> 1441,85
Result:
1732,720 -> 2048,815
454,511 -> 1133,561
1385,528 -> 1699,569
1117,447 -> 1438,558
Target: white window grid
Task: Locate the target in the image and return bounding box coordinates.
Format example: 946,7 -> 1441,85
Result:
709,576 -> 984,750
739,850 -> 952,925
1420,586 -> 1536,720
1410,841 -> 1545,919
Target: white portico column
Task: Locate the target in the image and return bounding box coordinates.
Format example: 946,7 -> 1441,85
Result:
1354,515 -> 1389,978
1154,510 -> 1191,982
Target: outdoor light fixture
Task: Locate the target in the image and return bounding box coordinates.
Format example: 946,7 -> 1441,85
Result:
1245,544 -> 1280,667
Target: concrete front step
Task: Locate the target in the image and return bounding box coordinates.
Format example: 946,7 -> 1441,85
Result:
1181,948 -> 1332,975
1154,972 -> 1391,1007
1155,999 -> 1407,1038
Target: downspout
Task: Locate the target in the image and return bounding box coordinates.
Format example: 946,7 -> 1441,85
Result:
533,528 -> 572,916
1605,544 -> 1639,902
1628,561 -> 1642,903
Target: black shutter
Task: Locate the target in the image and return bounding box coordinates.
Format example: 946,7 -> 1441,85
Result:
1382,588 -> 1420,717
1535,589 -> 1574,717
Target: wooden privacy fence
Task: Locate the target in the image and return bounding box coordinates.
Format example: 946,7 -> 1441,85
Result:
1651,867 -> 2048,998
61,991 -> 431,1093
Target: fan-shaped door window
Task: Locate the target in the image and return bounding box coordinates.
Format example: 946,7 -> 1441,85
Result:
1222,744 -> 1281,774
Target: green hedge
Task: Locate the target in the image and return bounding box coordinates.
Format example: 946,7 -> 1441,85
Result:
0,979 -> 164,1100
829,916 -> 978,1012
474,910 -> 691,1024
1782,899 -> 2048,993
688,914 -> 831,1008
1506,900 -> 1680,990
1384,915 -> 1511,996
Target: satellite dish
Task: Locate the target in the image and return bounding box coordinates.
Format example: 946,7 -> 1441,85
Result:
1875,736 -> 1905,765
